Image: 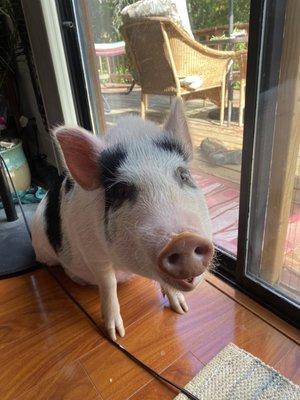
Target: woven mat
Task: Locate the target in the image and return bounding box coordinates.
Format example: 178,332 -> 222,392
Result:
174,343 -> 300,400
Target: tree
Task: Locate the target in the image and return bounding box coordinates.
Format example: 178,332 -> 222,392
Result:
89,0 -> 135,43
188,0 -> 250,31
89,0 -> 250,43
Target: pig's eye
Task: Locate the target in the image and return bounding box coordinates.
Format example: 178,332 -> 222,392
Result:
176,167 -> 196,188
179,170 -> 190,182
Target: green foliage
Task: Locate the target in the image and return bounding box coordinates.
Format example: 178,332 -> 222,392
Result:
0,0 -> 20,88
89,0 -> 250,43
187,0 -> 250,31
90,0 -> 135,43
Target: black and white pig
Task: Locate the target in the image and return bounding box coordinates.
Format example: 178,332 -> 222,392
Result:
31,99 -> 214,340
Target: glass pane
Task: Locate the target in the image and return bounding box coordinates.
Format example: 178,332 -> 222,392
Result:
74,1 -> 250,257
246,1 -> 300,304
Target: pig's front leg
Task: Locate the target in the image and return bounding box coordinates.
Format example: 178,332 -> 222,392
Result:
96,268 -> 125,341
161,284 -> 189,314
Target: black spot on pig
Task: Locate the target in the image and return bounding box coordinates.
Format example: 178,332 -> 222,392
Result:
100,146 -> 137,232
154,136 -> 188,161
106,181 -> 138,212
100,145 -> 127,193
45,175 -> 64,252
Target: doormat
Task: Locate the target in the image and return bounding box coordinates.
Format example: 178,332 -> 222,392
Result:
174,343 -> 299,400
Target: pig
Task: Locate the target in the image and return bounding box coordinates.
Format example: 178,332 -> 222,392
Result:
31,98 -> 214,341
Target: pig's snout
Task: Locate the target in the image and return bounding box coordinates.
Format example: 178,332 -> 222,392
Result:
158,232 -> 214,286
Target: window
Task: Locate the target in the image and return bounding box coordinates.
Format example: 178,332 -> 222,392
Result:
236,0 -> 300,321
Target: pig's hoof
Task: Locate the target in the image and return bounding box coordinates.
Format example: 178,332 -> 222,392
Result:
167,291 -> 189,314
106,315 -> 125,341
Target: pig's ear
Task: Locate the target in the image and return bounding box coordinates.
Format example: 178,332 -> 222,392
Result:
54,126 -> 103,191
164,98 -> 193,159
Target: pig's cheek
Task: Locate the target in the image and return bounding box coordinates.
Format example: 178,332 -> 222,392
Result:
107,217 -> 138,267
106,216 -> 118,242
107,205 -> 129,237
137,224 -> 167,261
114,225 -> 157,277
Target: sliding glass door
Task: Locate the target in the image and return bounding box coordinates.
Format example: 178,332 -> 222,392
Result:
236,0 -> 299,324
52,0 -> 299,324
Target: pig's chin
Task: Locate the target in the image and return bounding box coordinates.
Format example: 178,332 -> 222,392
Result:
159,272 -> 205,292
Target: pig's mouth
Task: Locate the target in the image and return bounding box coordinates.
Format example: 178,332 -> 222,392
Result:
173,276 -> 197,291
160,272 -> 203,291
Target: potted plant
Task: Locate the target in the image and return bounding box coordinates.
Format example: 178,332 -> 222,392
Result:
0,0 -> 31,192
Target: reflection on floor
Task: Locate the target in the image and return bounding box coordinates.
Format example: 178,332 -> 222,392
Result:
100,85 -> 300,296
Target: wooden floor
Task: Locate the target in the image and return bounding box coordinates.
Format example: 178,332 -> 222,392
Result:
0,266 -> 299,400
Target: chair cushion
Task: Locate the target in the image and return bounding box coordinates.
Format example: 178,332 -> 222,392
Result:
180,75 -> 204,90
121,0 -> 194,38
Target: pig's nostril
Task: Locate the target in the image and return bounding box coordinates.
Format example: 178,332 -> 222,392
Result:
158,233 -> 214,281
194,246 -> 203,255
168,253 -> 180,264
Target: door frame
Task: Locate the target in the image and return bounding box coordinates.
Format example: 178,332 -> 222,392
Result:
218,0 -> 299,327
53,0 -> 299,326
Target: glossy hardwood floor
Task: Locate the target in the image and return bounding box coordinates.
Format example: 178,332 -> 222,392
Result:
0,266 -> 299,400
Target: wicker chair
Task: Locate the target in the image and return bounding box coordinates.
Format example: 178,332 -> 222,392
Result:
234,50 -> 248,126
121,17 -> 235,124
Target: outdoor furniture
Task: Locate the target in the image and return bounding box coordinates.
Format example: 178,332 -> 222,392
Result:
234,50 -> 247,126
94,41 -> 132,84
194,23 -> 249,50
121,17 -> 235,124
200,35 -> 248,49
193,23 -> 248,125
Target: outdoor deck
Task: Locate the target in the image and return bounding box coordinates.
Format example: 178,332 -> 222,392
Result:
101,85 -> 300,297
